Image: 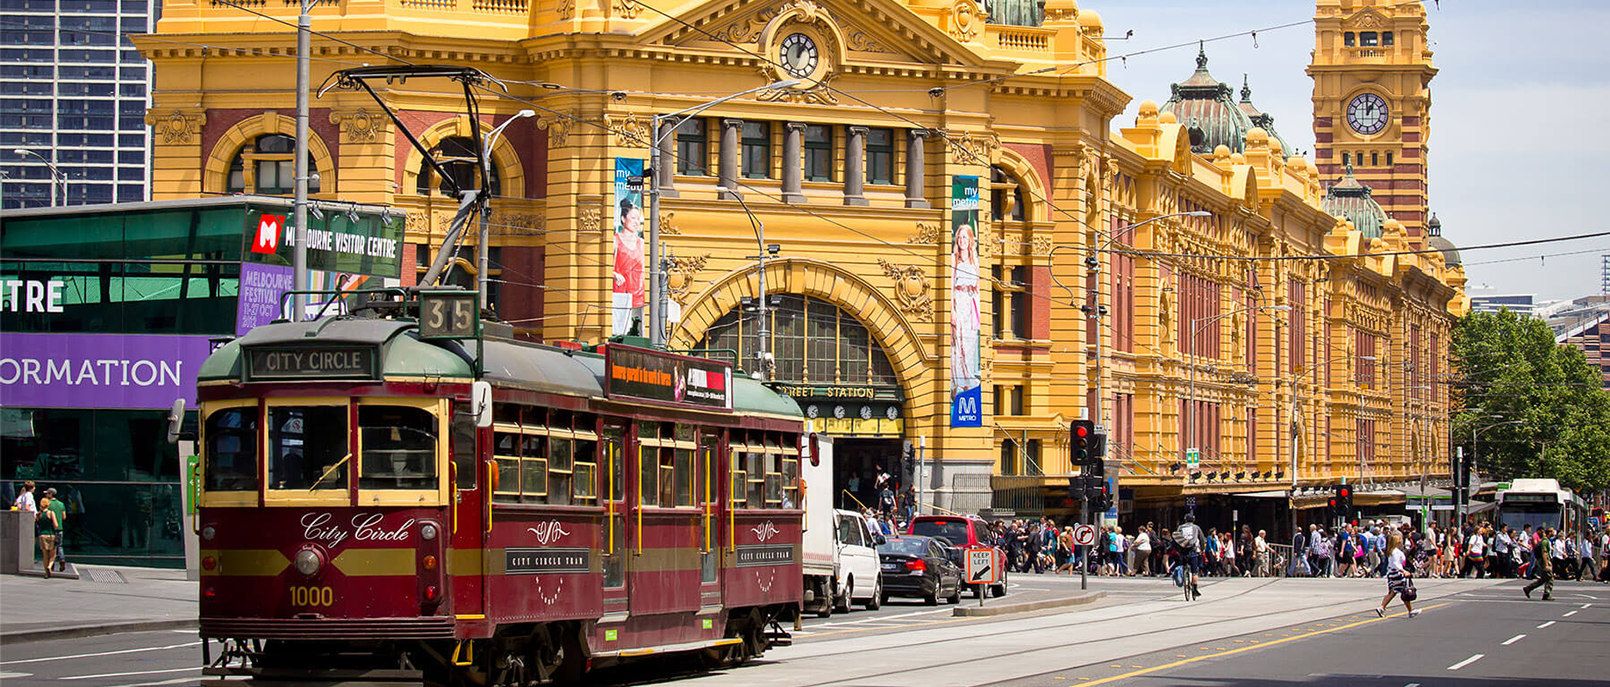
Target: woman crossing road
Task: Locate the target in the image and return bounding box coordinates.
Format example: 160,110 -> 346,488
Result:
1374,532 -> 1420,618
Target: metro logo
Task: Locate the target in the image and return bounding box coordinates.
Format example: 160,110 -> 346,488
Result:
252,214 -> 285,254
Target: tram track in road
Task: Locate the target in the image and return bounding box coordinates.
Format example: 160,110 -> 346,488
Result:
751,578 -> 1488,687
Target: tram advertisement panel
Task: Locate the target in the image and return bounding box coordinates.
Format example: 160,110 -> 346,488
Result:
605,344 -> 732,411
612,158 -> 647,336
949,175 -> 982,428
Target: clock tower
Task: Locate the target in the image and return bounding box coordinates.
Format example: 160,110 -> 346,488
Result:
1309,0 -> 1437,242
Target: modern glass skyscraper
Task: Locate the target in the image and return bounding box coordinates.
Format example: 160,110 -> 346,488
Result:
0,0 -> 157,209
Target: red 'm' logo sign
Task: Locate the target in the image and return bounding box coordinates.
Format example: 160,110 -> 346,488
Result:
252,214 -> 285,254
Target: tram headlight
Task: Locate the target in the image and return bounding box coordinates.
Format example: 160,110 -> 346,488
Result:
421,523 -> 438,541
294,547 -> 323,577
201,526 -> 216,541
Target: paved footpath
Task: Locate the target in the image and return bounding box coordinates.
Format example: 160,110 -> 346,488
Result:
0,565 -> 196,645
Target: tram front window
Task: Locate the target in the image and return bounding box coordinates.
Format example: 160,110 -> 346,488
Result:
359,406 -> 438,490
268,406 -> 350,491
205,407 -> 259,491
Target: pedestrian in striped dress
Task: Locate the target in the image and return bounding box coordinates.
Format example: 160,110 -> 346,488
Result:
1375,532 -> 1419,618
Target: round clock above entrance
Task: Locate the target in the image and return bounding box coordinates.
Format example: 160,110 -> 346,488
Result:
757,0 -> 844,86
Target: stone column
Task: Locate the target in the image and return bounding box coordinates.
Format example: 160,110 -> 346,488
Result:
905,128 -> 930,209
657,118 -> 678,198
782,122 -> 806,204
843,125 -> 868,206
719,118 -> 742,200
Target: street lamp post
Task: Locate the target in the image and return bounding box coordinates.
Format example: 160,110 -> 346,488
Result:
478,109 -> 537,311
646,80 -> 798,346
1188,304 -> 1289,476
718,186 -> 777,379
13,148 -> 66,206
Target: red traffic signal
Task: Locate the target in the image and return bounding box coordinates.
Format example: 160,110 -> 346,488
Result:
1338,486 -> 1352,498
1075,425 -> 1090,438
1327,498 -> 1336,508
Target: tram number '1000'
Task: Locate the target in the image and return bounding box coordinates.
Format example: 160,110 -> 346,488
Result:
290,586 -> 336,607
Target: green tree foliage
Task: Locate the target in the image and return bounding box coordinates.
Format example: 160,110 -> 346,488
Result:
1452,308 -> 1610,492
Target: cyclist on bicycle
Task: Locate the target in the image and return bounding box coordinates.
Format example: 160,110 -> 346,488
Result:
1173,513 -> 1207,598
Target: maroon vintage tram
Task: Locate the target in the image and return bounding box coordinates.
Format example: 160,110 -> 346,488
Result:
191,308 -> 806,686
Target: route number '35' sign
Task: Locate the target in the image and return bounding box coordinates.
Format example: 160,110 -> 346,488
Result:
418,290 -> 479,340
965,547 -> 998,585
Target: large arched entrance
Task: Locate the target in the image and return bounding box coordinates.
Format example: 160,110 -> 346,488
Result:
695,294 -> 907,512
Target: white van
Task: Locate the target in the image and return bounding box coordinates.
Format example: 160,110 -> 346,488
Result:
832,509 -> 884,613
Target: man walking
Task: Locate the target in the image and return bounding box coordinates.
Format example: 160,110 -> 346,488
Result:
12,480 -> 36,514
43,487 -> 67,571
1523,528 -> 1556,601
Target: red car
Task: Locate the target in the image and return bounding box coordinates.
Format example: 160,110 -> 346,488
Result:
907,515 -> 1008,597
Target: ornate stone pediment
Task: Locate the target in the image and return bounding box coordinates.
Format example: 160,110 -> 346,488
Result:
328,108 -> 385,144
649,0 -> 986,69
146,109 -> 205,146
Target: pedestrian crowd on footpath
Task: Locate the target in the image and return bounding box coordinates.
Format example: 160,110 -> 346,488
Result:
986,516 -> 1610,588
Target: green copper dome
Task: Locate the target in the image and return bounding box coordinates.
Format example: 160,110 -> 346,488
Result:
1322,166 -> 1388,240
1161,46 -> 1290,157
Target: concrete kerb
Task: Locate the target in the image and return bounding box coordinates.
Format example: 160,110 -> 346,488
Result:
0,619 -> 198,646
952,590 -> 1107,617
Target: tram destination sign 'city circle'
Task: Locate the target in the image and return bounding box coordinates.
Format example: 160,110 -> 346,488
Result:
245,346 -> 379,381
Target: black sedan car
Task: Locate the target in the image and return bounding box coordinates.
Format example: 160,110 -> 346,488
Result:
876,535 -> 964,605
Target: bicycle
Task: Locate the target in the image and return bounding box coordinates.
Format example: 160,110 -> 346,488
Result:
1172,563 -> 1196,601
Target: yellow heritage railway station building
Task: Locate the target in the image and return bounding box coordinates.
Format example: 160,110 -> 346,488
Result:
140,0 -> 1464,523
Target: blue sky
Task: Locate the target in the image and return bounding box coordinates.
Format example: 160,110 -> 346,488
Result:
1092,0 -> 1610,302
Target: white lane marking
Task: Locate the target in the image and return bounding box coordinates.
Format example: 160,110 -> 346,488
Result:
1501,634 -> 1526,646
1447,654 -> 1484,671
105,678 -> 196,687
1404,683 -> 1420,687
813,608 -> 951,627
1583,603 -> 1593,609
0,672 -> 34,680
1563,610 -> 1578,617
0,642 -> 196,666
61,667 -> 199,681
169,629 -> 197,634
1537,621 -> 1556,629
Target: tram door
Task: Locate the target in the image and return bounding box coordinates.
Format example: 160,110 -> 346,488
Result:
450,404 -> 485,619
601,422 -> 629,616
697,431 -> 723,609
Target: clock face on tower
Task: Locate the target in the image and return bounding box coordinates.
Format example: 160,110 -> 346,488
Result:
1346,93 -> 1390,136
778,33 -> 819,79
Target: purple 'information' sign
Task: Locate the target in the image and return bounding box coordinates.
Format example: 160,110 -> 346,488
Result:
0,333 -> 215,409
237,262 -> 294,336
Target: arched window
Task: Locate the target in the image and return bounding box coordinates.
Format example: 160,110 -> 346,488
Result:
416,136 -> 500,197
226,134 -> 321,195
695,294 -> 897,386
990,165 -> 1026,223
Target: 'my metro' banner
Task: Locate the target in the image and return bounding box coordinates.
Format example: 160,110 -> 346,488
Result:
612,158 -> 647,337
0,333 -> 213,409
950,175 -> 982,427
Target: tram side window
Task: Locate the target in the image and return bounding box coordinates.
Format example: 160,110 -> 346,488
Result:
548,437 -> 573,506
730,443 -> 749,509
204,407 -> 258,491
782,441 -> 799,509
638,421 -> 659,507
521,434 -> 548,503
573,438 -> 598,502
493,431 -> 522,502
357,406 -> 437,490
268,406 -> 349,491
746,449 -> 766,508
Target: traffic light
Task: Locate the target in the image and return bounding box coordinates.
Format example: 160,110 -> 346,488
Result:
1090,430 -> 1108,460
1326,492 -> 1339,520
1337,484 -> 1353,520
1071,420 -> 1095,465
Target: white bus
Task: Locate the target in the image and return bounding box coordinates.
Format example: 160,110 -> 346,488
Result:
1496,478 -> 1587,537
